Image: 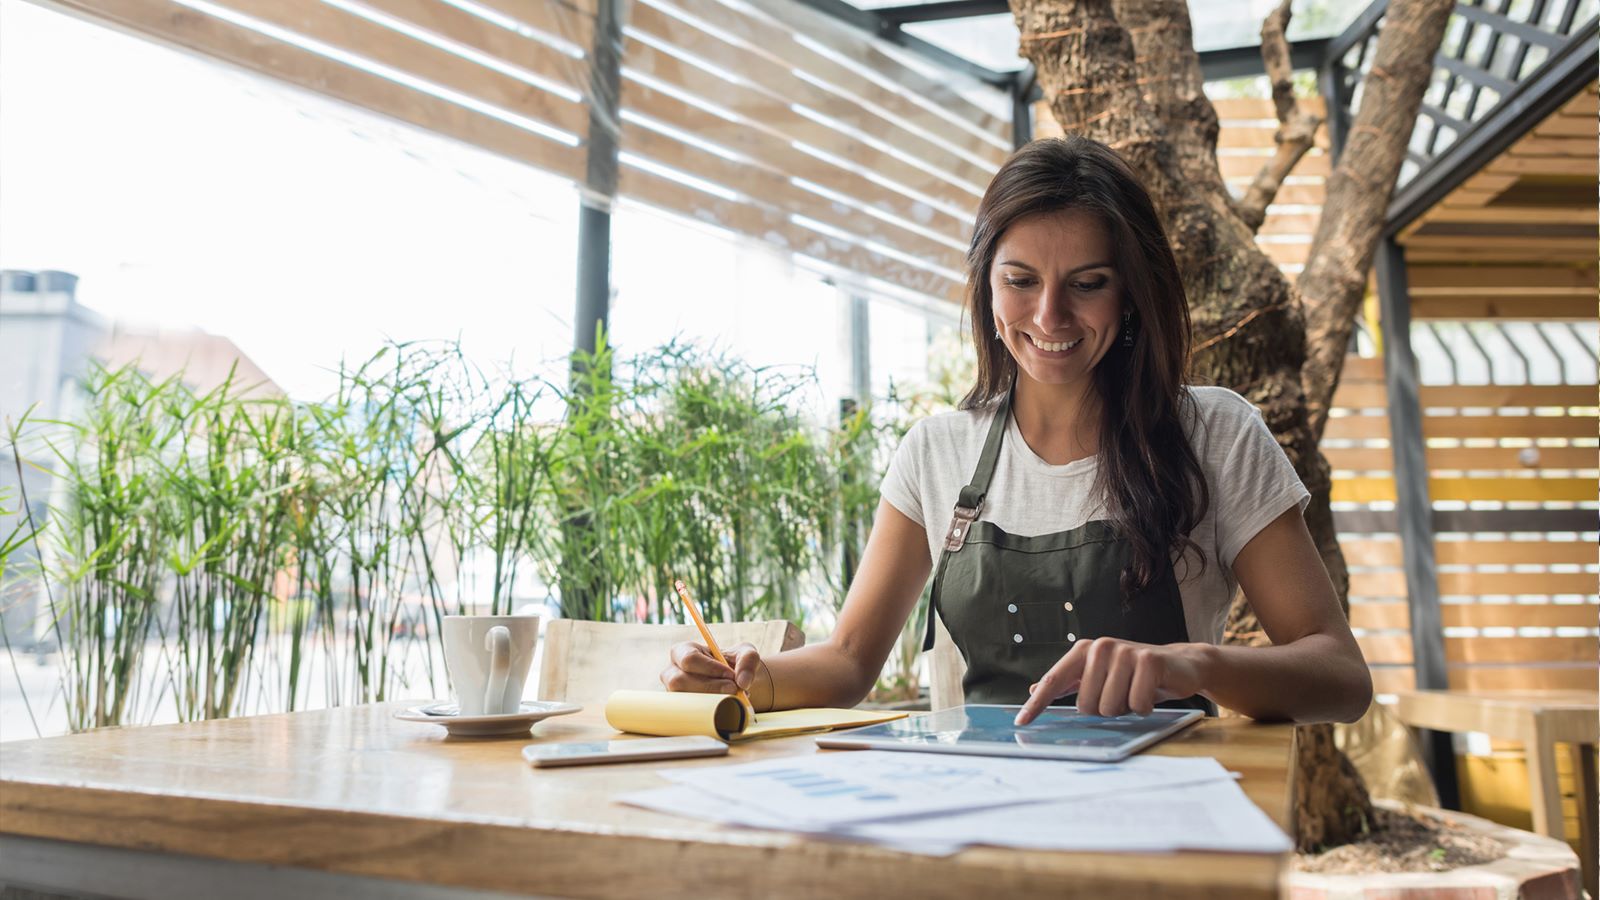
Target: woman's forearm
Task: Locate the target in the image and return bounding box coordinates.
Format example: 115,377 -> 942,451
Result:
755,640 -> 880,711
1191,635 -> 1373,724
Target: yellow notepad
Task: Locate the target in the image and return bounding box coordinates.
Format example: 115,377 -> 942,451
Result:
604,689 -> 909,742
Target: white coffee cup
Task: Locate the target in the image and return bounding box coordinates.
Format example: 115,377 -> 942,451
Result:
442,615 -> 539,716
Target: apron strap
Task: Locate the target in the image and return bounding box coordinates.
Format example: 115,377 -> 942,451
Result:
924,390 -> 1013,652
956,390 -> 1012,512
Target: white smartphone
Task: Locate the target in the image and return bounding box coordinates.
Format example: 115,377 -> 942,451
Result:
522,735 -> 729,768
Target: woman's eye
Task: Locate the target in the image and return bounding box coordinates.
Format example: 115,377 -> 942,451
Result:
1074,278 -> 1109,292
1002,277 -> 1035,288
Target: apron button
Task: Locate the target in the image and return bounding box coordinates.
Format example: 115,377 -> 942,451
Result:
1012,633 -> 1023,643
1067,632 -> 1076,642
1064,601 -> 1073,611
1007,603 -> 1017,613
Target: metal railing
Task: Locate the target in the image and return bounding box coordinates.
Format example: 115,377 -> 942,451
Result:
1321,0 -> 1598,189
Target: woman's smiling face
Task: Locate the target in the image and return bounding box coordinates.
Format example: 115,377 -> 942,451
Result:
990,208 -> 1123,391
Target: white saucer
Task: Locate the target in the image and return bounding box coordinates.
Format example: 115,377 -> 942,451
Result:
394,700 -> 582,737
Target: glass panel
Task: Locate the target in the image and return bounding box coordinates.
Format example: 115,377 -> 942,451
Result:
901,15 -> 1026,74
608,201 -> 847,422
0,0 -> 581,737
791,0 -> 1372,70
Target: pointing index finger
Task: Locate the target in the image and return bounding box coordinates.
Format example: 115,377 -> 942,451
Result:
1014,640 -> 1090,726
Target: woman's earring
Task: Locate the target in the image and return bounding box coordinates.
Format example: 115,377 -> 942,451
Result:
994,326 -> 1002,340
1121,311 -> 1134,348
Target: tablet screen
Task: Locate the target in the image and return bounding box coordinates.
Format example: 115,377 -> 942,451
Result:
816,704 -> 1202,761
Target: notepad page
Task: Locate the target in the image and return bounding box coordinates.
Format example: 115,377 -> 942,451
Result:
604,690 -> 908,740
734,708 -> 910,742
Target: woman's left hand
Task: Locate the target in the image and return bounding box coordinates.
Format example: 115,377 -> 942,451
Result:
1013,637 -> 1212,725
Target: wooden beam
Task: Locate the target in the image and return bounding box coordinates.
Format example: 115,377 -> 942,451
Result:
1352,601 -> 1600,632
1508,136 -> 1599,157
1332,476 -> 1598,504
355,0 -> 591,94
37,0 -> 586,183
1256,213 -> 1319,236
1402,235 -> 1598,253
1540,115 -> 1598,137
620,40 -> 983,221
1359,636 -> 1598,666
619,166 -> 965,302
619,121 -> 966,273
1410,294 -> 1597,319
201,0 -> 591,135
1371,665 -> 1600,694
629,1 -> 995,200
1351,569 -> 1600,597
1408,264 -> 1597,292
443,0 -> 595,49
1487,155 -> 1599,176
1332,383 -> 1599,409
1423,206 -> 1598,225
1323,413 -> 1598,441
1211,96 -> 1328,118
621,75 -> 974,247
1340,538 -> 1599,567
1219,152 -> 1330,178
1325,445 -> 1600,472
653,0 -> 1011,167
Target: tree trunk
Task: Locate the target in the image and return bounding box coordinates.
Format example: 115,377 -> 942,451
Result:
1300,0 -> 1457,441
1011,0 -> 1451,850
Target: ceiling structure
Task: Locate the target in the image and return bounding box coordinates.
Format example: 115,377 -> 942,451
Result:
787,0 -> 1373,88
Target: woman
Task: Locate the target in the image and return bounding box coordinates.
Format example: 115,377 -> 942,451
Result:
662,136 -> 1372,725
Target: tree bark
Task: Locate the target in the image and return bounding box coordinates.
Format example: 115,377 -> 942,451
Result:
1232,0 -> 1324,233
1300,0 -> 1456,441
1010,0 -> 1446,850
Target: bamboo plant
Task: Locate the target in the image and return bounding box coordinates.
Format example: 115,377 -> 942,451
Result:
8,335 -> 956,732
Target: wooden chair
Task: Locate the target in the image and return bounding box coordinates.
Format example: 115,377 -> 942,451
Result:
536,619 -> 805,709
927,615 -> 967,711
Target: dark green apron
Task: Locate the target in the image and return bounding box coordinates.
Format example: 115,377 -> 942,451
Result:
921,391 -> 1216,715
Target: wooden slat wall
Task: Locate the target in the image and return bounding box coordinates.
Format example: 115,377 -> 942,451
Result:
1031,95 -> 1330,272
43,0 -> 1009,303
617,0 -> 998,299
1213,96 -> 1328,275
1325,355 -> 1599,695
39,0 -> 593,181
1038,90 -> 1596,692
1400,84 -> 1600,264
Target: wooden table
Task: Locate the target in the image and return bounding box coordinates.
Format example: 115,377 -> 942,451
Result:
1393,690 -> 1598,894
0,704 -> 1297,899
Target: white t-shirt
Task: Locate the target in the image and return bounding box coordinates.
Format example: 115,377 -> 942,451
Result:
879,386 -> 1310,645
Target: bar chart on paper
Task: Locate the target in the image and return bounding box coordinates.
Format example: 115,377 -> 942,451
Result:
734,759 -> 1043,802
658,751 -> 1234,827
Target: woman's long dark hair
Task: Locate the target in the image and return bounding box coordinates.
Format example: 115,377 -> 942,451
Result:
961,136 -> 1209,598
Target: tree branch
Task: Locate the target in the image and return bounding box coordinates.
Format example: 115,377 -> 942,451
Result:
1299,0 -> 1455,441
1231,0 -> 1324,233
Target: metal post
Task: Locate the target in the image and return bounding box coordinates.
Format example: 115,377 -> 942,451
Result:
1012,66 -> 1034,150
1318,61 -> 1350,159
1375,235 -> 1459,808
837,290 -> 872,591
573,0 -> 624,367
563,0 -> 625,621
850,292 -> 872,404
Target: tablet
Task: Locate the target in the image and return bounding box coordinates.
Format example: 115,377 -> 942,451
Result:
814,704 -> 1203,762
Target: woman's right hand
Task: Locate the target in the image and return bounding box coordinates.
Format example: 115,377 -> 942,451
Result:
660,641 -> 767,707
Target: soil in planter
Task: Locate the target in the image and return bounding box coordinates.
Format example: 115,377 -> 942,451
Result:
1295,806 -> 1508,874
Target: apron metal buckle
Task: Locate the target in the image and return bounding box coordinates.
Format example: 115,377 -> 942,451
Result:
942,503 -> 982,552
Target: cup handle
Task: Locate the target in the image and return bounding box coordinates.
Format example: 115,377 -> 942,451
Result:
483,626 -> 512,715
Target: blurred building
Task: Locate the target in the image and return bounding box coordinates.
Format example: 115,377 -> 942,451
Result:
0,269 -> 282,647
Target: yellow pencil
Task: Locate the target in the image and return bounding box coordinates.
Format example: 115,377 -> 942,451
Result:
673,579 -> 755,719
